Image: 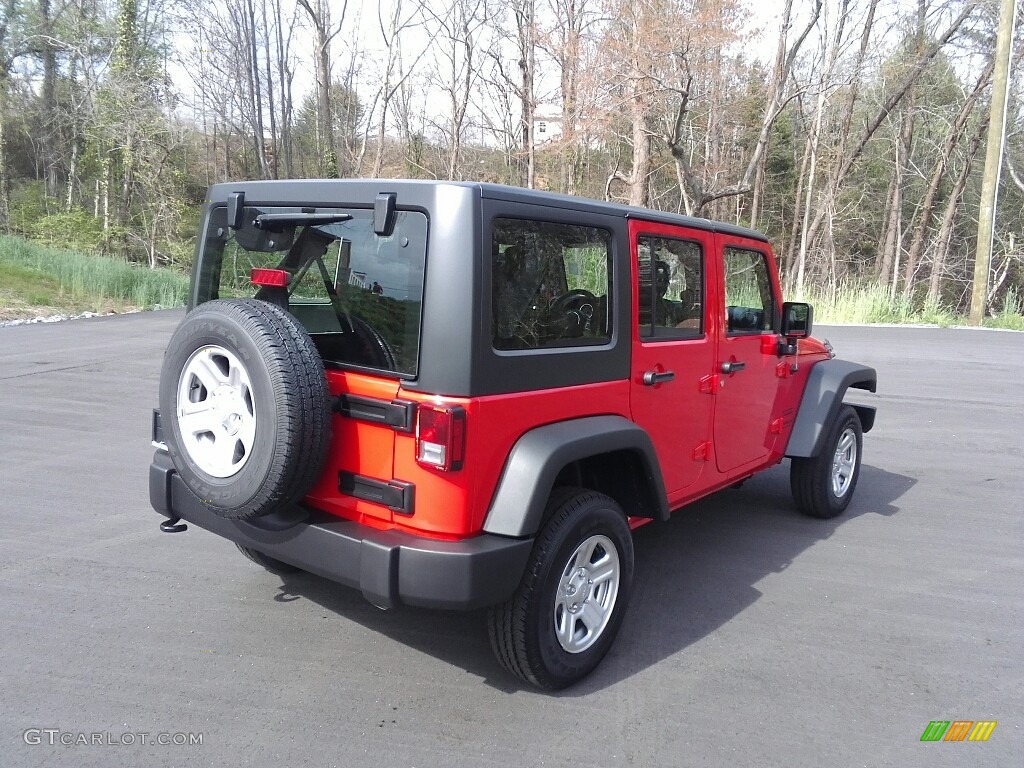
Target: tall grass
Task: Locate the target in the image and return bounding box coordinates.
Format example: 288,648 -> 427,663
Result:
0,235 -> 189,310
800,282 -> 956,325
793,280 -> 1024,327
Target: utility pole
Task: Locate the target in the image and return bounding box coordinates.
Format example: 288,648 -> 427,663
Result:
970,0 -> 1018,325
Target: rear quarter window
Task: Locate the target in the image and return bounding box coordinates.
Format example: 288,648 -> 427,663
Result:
491,218 -> 612,351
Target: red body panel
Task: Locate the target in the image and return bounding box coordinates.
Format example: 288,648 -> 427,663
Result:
626,219 -> 718,495
307,377 -> 631,539
711,232 -> 788,474
304,219 -> 822,541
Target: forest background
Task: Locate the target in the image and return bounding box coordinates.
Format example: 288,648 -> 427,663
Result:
0,0 -> 1022,327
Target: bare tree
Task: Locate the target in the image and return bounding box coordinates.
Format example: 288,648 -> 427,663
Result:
423,0 -> 490,180
369,0 -> 431,178
542,0 -> 597,194
297,0 -> 347,177
663,0 -> 822,218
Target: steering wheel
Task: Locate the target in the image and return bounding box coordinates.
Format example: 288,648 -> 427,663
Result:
547,289 -> 598,336
550,289 -> 597,315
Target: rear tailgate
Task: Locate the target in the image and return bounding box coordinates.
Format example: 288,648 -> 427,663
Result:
305,370 -> 403,524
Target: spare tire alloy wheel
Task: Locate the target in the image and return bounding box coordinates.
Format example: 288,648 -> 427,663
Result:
176,345 -> 256,478
159,299 -> 330,521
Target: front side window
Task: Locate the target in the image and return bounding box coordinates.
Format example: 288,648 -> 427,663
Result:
637,236 -> 703,339
491,218 -> 612,350
201,206 -> 427,376
723,247 -> 774,333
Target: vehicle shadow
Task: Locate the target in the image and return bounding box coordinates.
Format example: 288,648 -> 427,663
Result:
274,462 -> 915,695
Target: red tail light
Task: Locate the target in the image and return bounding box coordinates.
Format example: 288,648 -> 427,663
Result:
415,404 -> 466,471
250,268 -> 290,287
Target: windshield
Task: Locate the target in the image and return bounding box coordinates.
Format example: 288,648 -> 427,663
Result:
198,206 -> 428,377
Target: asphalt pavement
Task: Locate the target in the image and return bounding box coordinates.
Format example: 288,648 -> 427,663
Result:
1,312 -> 1021,767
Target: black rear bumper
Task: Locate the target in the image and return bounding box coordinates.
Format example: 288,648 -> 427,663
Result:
149,451 -> 532,610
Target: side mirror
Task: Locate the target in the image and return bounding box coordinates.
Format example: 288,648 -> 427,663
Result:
781,301 -> 813,339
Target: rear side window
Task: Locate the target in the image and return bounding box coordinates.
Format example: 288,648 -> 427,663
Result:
201,206 -> 427,376
723,247 -> 774,333
491,218 -> 612,350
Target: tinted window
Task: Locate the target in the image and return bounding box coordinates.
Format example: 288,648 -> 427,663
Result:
202,206 -> 427,376
637,236 -> 703,339
723,247 -> 774,333
491,218 -> 612,350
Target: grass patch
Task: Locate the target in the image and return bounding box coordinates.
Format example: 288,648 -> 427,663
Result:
983,288 -> 1024,330
801,283 -> 957,326
796,281 -> 1024,328
0,235 -> 189,320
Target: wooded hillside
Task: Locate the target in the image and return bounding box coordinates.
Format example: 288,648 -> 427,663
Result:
1,0 -> 1021,317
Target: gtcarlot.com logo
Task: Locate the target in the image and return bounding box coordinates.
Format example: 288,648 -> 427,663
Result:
24,729 -> 203,747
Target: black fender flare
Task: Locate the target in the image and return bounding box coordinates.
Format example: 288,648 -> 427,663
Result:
785,359 -> 877,458
482,415 -> 669,538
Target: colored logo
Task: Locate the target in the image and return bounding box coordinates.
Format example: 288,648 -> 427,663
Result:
920,721 -> 997,742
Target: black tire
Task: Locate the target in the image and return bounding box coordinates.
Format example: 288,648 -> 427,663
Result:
159,299 -> 330,520
487,489 -> 634,690
791,404 -> 863,519
235,544 -> 300,575
349,315 -> 398,370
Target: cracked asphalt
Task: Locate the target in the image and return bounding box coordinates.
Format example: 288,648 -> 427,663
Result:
1,312 -> 1021,767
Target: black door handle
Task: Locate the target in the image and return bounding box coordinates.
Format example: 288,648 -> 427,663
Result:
720,360 -> 746,374
642,370 -> 675,386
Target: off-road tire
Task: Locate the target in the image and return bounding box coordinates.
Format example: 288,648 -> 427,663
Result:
791,404 -> 863,519
487,489 -> 633,690
159,298 -> 330,520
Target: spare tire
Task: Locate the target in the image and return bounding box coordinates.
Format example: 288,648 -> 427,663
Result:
159,298 -> 330,520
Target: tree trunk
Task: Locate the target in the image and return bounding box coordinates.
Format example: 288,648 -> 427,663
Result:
39,0 -> 59,197
629,76 -> 650,207
877,144 -> 902,291
516,0 -> 536,188
783,130 -> 813,293
244,0 -> 269,178
928,117 -> 988,305
0,67 -> 9,231
902,62 -> 992,299
260,0 -> 278,178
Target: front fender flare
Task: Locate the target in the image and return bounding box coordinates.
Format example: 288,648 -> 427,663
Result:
482,415 -> 669,538
785,359 -> 877,458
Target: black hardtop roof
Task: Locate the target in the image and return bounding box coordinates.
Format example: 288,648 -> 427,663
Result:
207,178 -> 768,244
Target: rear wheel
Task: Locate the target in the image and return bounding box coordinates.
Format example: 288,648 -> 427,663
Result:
235,544 -> 300,575
791,405 -> 863,519
488,489 -> 633,690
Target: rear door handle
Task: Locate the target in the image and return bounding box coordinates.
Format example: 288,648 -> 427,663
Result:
642,370 -> 675,386
720,361 -> 746,374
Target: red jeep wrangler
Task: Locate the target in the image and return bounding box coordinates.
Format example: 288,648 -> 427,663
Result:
150,181 -> 876,689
